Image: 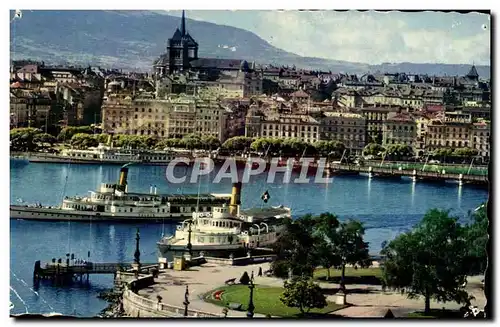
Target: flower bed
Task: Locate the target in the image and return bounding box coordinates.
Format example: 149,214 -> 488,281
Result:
212,290 -> 224,301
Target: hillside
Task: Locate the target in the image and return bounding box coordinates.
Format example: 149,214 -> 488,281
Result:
9,10 -> 490,78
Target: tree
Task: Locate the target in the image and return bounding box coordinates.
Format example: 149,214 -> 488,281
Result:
386,144 -> 414,161
182,135 -> 203,150
57,126 -> 92,142
281,138 -> 308,157
381,209 -> 470,315
113,135 -> 155,149
201,135 -> 221,151
453,147 -> 479,159
332,219 -> 371,291
10,128 -> 42,152
156,138 -> 184,149
432,148 -> 454,162
70,133 -> 98,149
250,138 -> 283,155
271,215 -> 317,278
93,134 -> 109,144
313,140 -> 345,158
221,136 -> 253,152
311,213 -> 342,280
280,276 -> 327,315
464,203 -> 488,275
239,271 -> 250,285
33,133 -> 57,147
363,143 -> 385,157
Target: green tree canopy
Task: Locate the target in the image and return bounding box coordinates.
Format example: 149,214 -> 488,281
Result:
182,134 -> 203,150
112,135 -> 158,149
201,135 -> 221,150
271,215 -> 318,278
363,143 -> 385,157
432,148 -> 454,158
10,128 -> 43,152
33,133 -> 57,146
311,213 -> 342,280
330,219 -> 371,291
250,138 -> 283,154
280,276 -> 327,314
156,138 -> 184,149
57,126 -> 93,142
221,136 -> 254,152
281,138 -> 308,156
70,133 -> 99,149
381,209 -> 470,314
386,144 -> 414,160
453,147 -> 479,158
464,203 -> 488,275
313,140 -> 345,158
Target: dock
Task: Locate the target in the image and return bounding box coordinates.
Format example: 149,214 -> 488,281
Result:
33,260 -> 158,281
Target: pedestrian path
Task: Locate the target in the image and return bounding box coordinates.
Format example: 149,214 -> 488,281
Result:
137,263 -> 486,318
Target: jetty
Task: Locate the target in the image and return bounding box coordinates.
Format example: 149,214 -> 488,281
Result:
33,260 -> 158,282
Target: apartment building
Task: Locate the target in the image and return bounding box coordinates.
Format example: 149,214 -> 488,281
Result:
102,95 -> 224,140
382,112 -> 417,151
356,105 -> 400,144
321,111 -> 366,152
470,120 -> 490,160
425,118 -> 471,151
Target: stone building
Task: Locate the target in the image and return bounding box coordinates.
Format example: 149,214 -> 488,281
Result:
244,109 -> 366,152
101,95 -> 224,140
153,11 -> 199,75
355,104 -> 401,144
153,10 -> 258,81
245,111 -> 321,144
321,111 -> 366,153
470,120 -> 490,161
10,89 -> 59,130
382,112 -> 417,151
425,115 -> 471,152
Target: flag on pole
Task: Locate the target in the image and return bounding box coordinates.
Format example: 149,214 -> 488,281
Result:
261,190 -> 270,203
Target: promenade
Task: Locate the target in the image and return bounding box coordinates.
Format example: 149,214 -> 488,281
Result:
135,262 -> 486,318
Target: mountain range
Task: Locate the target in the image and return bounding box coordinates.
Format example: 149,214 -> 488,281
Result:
10,10 -> 490,78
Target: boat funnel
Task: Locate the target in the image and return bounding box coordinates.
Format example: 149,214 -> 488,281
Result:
118,167 -> 128,191
229,182 -> 242,216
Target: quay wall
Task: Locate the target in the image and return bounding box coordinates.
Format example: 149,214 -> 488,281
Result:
120,272 -> 220,318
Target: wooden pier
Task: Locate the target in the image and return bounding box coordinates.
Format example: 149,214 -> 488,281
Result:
33,260 -> 158,281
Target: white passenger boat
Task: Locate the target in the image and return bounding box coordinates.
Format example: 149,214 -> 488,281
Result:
10,165 -> 231,223
157,182 -> 291,258
28,143 -> 183,165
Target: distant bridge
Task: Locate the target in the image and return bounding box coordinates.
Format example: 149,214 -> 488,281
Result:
330,164 -> 488,185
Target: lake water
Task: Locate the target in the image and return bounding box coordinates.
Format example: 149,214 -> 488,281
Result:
9,159 -> 488,316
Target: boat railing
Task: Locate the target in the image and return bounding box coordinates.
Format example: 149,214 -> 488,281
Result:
134,201 -> 156,207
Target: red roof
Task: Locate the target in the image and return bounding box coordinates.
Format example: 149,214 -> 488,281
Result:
291,89 -> 309,98
425,104 -> 444,112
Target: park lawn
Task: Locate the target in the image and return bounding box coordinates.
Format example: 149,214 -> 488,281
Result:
314,266 -> 383,280
407,309 -> 462,319
204,284 -> 346,318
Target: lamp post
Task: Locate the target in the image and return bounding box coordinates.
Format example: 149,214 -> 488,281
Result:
247,271 -> 255,318
186,220 -> 193,258
134,228 -> 141,270
183,285 -> 190,317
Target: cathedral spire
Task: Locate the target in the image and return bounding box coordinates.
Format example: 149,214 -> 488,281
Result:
181,10 -> 186,37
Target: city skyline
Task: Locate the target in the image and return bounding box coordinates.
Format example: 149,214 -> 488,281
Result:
162,10 -> 490,66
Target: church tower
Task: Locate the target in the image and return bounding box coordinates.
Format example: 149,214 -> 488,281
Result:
163,10 -> 199,74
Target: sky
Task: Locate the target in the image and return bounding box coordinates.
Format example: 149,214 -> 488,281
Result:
162,10 -> 490,65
